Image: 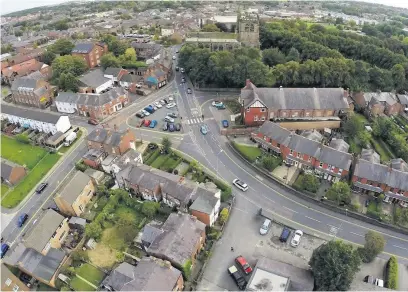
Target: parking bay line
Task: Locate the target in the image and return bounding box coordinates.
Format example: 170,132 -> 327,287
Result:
350,232 -> 364,237
304,216 -> 321,223
393,245 -> 408,251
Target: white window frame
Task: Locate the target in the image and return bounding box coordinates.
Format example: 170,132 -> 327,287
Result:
5,278 -> 12,286
260,116 -> 265,121
319,162 -> 323,167
13,284 -> 19,292
290,149 -> 293,155
260,108 -> 266,112
308,156 -> 312,162
297,153 -> 301,158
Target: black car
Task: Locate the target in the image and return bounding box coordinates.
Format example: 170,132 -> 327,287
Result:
148,143 -> 158,150
163,122 -> 168,131
228,265 -> 247,290
187,88 -> 192,94
135,112 -> 145,118
36,182 -> 48,194
175,123 -> 181,131
279,227 -> 291,242
175,66 -> 179,71
163,99 -> 168,104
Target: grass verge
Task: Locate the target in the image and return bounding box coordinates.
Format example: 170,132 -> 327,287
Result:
70,276 -> 95,291
232,141 -> 262,162
1,184 -> 10,197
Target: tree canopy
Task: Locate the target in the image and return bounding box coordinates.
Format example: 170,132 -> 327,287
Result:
359,231 -> 386,263
49,38 -> 74,56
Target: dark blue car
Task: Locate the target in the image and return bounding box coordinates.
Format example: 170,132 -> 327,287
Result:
1,243 -> 9,258
17,213 -> 28,227
144,106 -> 155,113
169,123 -> 175,132
222,120 -> 229,128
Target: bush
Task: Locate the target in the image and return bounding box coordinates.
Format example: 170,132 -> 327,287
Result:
75,160 -> 87,172
220,208 -> 229,225
16,133 -> 30,144
385,256 -> 398,289
141,201 -> 160,218
182,259 -> 192,280
300,174 -> 320,193
262,155 -> 281,171
221,187 -> 232,202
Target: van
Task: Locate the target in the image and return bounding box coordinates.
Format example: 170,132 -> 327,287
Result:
374,278 -> 384,287
260,219 -> 271,235
279,227 -> 291,242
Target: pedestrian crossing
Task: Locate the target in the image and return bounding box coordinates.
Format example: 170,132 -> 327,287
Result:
185,117 -> 204,125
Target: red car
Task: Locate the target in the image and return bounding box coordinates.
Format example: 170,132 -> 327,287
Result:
137,119 -> 145,128
144,119 -> 151,127
88,118 -> 99,125
235,256 -> 253,274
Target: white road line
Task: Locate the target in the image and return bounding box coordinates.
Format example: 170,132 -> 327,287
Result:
393,245 -> 408,251
193,118 -> 198,124
283,206 -> 298,213
232,207 -> 249,214
187,120 -> 191,125
304,216 -> 321,223
350,232 -> 364,237
255,175 -> 264,181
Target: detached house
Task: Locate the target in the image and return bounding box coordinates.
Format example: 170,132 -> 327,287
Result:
71,42 -> 108,69
241,80 -> 350,127
252,122 -> 352,182
1,159 -> 26,186
87,128 -> 136,156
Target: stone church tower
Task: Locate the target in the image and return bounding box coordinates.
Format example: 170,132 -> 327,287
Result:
237,12 -> 260,48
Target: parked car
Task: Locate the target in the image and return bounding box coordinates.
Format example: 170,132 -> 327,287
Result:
168,96 -> 174,102
180,68 -> 185,73
164,116 -> 175,123
260,218 -> 271,235
175,123 -> 181,131
17,213 -> 28,227
160,99 -> 166,105
149,120 -> 157,128
144,106 -> 155,113
150,104 -> 158,110
142,110 -> 150,116
135,112 -> 145,118
169,123 -> 175,132
36,182 -> 48,194
187,88 -> 192,94
235,256 -> 253,274
181,77 -> 186,83
374,279 -> 384,287
166,103 -> 177,109
88,119 -> 99,125
137,119 -> 145,127
163,122 -> 168,131
212,101 -> 222,107
200,124 -> 209,135
1,243 -> 9,258
232,179 -> 248,191
144,120 -> 151,127
154,101 -> 162,108
364,275 -> 375,284
290,230 -> 303,247
175,66 -> 179,71
167,112 -> 177,118
148,143 -> 158,150
222,120 -> 229,128
216,103 -> 226,110
279,227 -> 291,242
228,265 -> 247,290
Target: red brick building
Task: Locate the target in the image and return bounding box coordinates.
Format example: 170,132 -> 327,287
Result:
251,122 -> 352,182
87,128 -> 136,156
241,80 -> 350,126
71,42 -> 108,69
352,91 -> 402,117
1,58 -> 45,85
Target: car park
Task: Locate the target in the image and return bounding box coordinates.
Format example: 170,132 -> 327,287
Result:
200,124 -> 209,135
17,213 -> 29,227
280,227 -> 291,242
260,219 -> 271,235
142,110 -> 150,116
169,123 -> 175,132
290,230 -> 303,247
228,265 -> 247,290
36,182 -> 48,194
88,119 -> 99,125
154,101 -> 162,108
167,112 -> 177,118
163,122 -> 168,131
235,256 -> 253,274
149,120 -> 157,128
166,102 -> 176,109
135,112 -> 145,118
164,116 -> 175,123
187,88 -> 192,94
222,120 -> 229,128
1,243 -> 9,258
175,123 -> 181,131
144,120 -> 151,127
232,179 -> 248,191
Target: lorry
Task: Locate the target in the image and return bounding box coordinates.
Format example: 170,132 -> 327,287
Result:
64,132 -> 77,146
228,265 -> 247,290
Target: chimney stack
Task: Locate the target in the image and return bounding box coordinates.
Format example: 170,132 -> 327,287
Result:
245,79 -> 251,88
114,124 -> 118,131
279,85 -> 283,90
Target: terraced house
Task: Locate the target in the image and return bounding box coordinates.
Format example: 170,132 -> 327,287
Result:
252,122 -> 353,182
241,80 -> 350,127
352,150 -> 408,206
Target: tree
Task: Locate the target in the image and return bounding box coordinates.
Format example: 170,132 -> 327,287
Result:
359,231 -> 386,263
100,53 -> 120,69
344,115 -> 364,137
49,38 -> 74,56
262,48 -> 286,67
42,51 -> 56,65
85,222 -> 103,240
262,156 -> 280,171
326,182 -> 351,204
219,208 -> 229,224
300,174 -> 319,193
1,44 -> 13,54
310,241 -> 361,291
71,250 -> 89,266
58,72 -> 78,92
141,201 -> 160,218
391,64 -> 405,90
385,256 -> 398,289
161,136 -> 172,153
201,23 -> 220,32
14,30 -> 23,37
52,55 -> 87,78
101,34 -> 127,56
118,47 -> 138,67
285,47 -> 300,62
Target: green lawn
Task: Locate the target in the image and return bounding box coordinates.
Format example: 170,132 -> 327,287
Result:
233,142 -> 262,162
76,264 -> 105,286
150,153 -> 170,168
1,153 -> 61,208
370,138 -> 395,162
1,135 -> 48,169
1,184 -> 9,197
354,113 -> 369,125
70,276 -> 95,291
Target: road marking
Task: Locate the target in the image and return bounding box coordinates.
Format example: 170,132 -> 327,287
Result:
232,207 -> 249,214
187,120 -> 191,125
255,175 -> 264,181
393,245 -> 408,251
305,216 -> 321,223
350,232 -> 364,237
283,206 -> 297,213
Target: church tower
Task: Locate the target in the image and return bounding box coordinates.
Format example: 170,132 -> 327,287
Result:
237,12 -> 260,48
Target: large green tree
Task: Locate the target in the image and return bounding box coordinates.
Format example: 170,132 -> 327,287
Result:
359,231 -> 386,263
58,72 -> 78,92
326,182 -> 351,204
42,50 -> 56,65
52,55 -> 87,78
310,241 -> 361,291
49,38 -> 74,56
201,23 -> 220,32
100,53 -> 121,69
262,47 -> 286,67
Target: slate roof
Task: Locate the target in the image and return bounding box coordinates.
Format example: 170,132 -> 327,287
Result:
83,148 -> 105,161
58,171 -> 91,204
288,135 -> 321,158
361,148 -> 381,164
329,138 -> 350,153
11,77 -> 38,90
79,69 -> 111,88
300,130 -> 323,143
102,258 -> 181,291
72,43 -> 94,54
139,221 -> 164,246
87,128 -> 130,146
242,82 -> 349,110
104,67 -> 122,76
147,213 -> 205,267
397,94 -> 408,105
319,145 -> 353,171
365,92 -> 399,106
2,104 -> 62,124
24,209 -> 65,253
0,159 -> 20,180
189,192 -> 219,215
258,122 -> 291,146
56,87 -> 126,107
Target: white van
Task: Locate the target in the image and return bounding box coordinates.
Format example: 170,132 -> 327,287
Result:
260,219 -> 271,235
374,278 -> 384,287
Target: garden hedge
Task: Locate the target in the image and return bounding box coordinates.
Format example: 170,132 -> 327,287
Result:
385,256 -> 398,289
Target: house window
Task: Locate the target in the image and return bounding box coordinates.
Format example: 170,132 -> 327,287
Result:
59,231 -> 67,240
260,116 -> 265,121
79,204 -> 84,212
254,116 -> 258,121
5,278 -> 12,286
290,149 -> 293,155
338,168 -> 343,174
319,162 -> 323,167
308,156 -> 312,162
260,108 -> 266,112
13,285 -> 19,292
246,108 -> 250,112
297,153 -> 301,158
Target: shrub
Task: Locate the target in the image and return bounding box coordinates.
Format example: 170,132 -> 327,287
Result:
75,160 -> 87,172
262,156 -> 281,171
221,187 -> 232,202
16,133 -> 30,144
141,201 -> 160,218
85,222 -> 103,240
182,259 -> 192,280
385,256 -> 398,289
220,208 -> 229,225
300,174 -> 320,193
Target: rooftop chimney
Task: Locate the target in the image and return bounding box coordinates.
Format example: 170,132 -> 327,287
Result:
279,85 -> 283,90
114,124 -> 118,131
245,79 -> 251,88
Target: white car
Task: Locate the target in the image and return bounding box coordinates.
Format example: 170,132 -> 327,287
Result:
150,104 -> 158,110
212,101 -> 223,107
168,96 -> 174,102
166,102 -> 176,109
172,55 -> 176,60
142,110 -> 150,116
260,219 -> 271,235
232,179 -> 248,191
160,99 -> 166,105
154,101 -> 162,108
290,230 -> 303,247
164,116 -> 175,123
